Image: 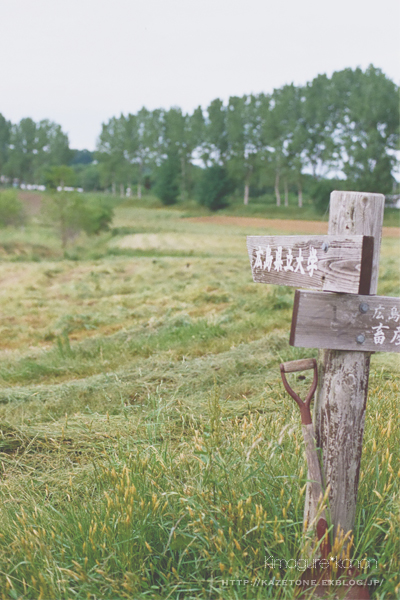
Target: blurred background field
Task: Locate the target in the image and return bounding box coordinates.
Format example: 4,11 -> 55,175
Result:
0,193 -> 399,599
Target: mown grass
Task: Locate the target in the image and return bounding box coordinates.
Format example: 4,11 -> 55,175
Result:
0,196 -> 399,599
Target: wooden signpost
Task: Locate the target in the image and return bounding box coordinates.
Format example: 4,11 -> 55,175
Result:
247,191 -> 399,542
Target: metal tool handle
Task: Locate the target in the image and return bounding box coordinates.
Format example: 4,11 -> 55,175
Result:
279,358 -> 318,425
279,358 -> 330,556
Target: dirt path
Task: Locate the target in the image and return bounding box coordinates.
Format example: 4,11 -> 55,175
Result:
186,215 -> 400,237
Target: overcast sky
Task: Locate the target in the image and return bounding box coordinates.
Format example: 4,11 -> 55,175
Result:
1,0 -> 399,150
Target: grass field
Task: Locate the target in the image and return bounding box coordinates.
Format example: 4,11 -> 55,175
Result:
0,193 -> 399,599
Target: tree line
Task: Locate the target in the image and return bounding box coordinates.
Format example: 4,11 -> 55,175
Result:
1,65 -> 398,209
0,112 -> 97,192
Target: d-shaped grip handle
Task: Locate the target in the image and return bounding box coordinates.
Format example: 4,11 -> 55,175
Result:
280,358 -> 316,374
279,358 -> 318,425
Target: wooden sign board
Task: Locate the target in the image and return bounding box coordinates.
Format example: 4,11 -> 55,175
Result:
247,235 -> 373,294
290,290 -> 400,352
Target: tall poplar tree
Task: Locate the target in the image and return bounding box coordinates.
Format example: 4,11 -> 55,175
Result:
6,118 -> 38,183
301,74 -> 338,179
332,66 -> 399,193
264,84 -> 300,206
205,99 -> 228,166
125,108 -> 161,198
0,114 -> 11,180
226,95 -> 260,205
97,116 -> 129,194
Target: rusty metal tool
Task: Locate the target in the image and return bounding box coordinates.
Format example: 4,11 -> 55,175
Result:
280,359 -> 371,599
280,358 -> 329,552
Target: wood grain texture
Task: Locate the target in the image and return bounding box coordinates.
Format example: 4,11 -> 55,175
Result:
328,191 -> 384,295
290,290 -> 400,352
302,423 -> 326,526
306,191 -> 385,540
315,350 -> 373,539
247,235 -> 373,294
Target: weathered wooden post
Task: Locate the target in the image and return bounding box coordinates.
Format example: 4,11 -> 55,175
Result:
247,190 -> 400,546
295,191 -> 385,538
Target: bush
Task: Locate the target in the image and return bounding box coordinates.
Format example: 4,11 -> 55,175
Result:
154,151 -> 180,205
42,193 -> 114,249
196,165 -> 232,211
78,196 -> 114,235
0,189 -> 26,227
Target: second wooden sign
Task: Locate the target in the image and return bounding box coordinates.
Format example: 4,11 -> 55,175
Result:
290,290 -> 400,353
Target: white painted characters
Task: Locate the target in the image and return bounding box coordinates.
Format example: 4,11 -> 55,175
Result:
264,246 -> 273,271
253,245 -> 318,277
388,307 -> 400,323
284,249 -> 294,272
274,246 -> 284,272
390,326 -> 400,345
254,246 -> 264,269
307,247 -> 318,277
372,305 -> 385,320
372,323 -> 389,345
370,306 -> 400,345
294,248 -> 305,274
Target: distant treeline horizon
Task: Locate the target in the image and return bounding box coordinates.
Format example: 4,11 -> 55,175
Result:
0,65 -> 398,208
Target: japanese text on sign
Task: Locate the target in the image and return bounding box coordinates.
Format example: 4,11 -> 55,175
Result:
371,305 -> 400,346
253,245 -> 319,277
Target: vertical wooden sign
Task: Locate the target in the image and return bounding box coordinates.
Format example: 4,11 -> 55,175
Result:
309,191 -> 385,537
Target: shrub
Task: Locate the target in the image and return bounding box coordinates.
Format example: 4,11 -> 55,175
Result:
196,165 -> 232,211
78,196 -> 114,235
0,189 -> 26,227
42,193 -> 113,249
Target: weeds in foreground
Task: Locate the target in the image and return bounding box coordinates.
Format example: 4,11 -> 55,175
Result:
0,377 -> 398,599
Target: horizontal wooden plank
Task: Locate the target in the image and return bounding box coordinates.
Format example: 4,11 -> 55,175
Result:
290,290 -> 400,352
246,235 -> 373,294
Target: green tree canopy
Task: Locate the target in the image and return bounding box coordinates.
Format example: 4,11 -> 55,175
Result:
154,149 -> 180,205
91,65 -> 399,201
44,165 -> 77,190
0,114 -> 11,178
332,66 -> 399,193
3,118 -> 72,184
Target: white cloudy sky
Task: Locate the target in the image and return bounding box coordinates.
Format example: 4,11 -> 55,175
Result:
1,0 -> 399,150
